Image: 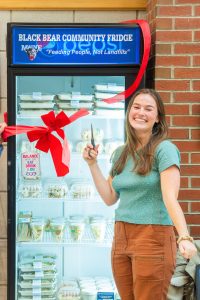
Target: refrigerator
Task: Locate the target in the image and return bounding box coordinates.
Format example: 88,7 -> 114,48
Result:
7,23 -> 144,300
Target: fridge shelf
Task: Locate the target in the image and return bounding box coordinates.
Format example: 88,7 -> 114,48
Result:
17,196 -> 103,202
17,224 -> 114,247
16,113 -> 124,120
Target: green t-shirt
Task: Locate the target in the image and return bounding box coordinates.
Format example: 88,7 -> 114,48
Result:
111,140 -> 181,225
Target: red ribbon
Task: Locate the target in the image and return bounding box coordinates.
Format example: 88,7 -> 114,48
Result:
2,109 -> 89,177
103,19 -> 151,104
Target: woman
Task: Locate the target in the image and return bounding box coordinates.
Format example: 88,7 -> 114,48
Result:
0,121 -> 7,156
83,89 -> 197,300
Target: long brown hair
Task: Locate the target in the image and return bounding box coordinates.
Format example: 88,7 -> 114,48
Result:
111,88 -> 168,176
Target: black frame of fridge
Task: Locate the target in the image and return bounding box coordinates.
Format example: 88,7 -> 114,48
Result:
7,22 -> 145,300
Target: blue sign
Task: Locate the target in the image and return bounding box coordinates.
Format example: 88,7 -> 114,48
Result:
11,26 -> 141,65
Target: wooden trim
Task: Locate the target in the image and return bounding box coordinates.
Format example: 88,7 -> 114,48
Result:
0,0 -> 146,11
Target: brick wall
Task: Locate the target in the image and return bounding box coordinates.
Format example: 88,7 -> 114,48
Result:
147,0 -> 200,237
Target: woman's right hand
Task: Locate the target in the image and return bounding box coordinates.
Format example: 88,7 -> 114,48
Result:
82,144 -> 99,166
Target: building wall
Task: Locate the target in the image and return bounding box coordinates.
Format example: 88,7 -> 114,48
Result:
0,9 -> 146,299
1,2 -> 200,299
147,0 -> 200,234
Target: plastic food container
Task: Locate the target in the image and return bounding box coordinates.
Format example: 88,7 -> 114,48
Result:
89,216 -> 106,241
57,286 -> 81,300
81,128 -> 104,142
81,288 -> 97,300
19,94 -> 55,101
20,270 -> 57,280
18,278 -> 57,289
69,215 -> 85,241
19,180 -> 42,198
31,218 -> 45,242
70,183 -> 94,200
50,218 -> 65,242
44,179 -> 68,198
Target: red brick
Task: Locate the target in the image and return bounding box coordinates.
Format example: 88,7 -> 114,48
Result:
156,56 -> 190,66
158,6 -> 191,16
191,202 -> 200,212
173,116 -> 200,127
193,81 -> 200,91
155,80 -> 190,91
159,91 -> 171,102
168,128 -> 189,139
193,56 -> 200,66
175,44 -> 200,54
181,165 -> 200,176
185,214 -> 200,224
179,189 -> 200,200
194,6 -> 200,16
194,31 -> 200,41
190,226 -> 200,236
191,178 -> 200,188
180,153 -> 189,163
180,177 -> 189,188
176,141 -> 200,151
155,67 -> 171,78
191,153 -> 200,163
174,68 -> 200,79
155,44 -> 172,54
156,31 -> 192,42
192,104 -> 200,114
191,129 -> 200,140
156,18 -> 172,30
179,201 -> 189,212
175,18 -> 200,29
174,92 -> 200,102
165,104 -> 189,115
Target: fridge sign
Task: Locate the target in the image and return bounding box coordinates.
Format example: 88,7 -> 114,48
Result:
11,26 -> 141,65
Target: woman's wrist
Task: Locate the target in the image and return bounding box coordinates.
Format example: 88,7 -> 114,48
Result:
177,235 -> 194,245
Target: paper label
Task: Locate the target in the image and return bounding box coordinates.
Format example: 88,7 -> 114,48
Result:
33,288 -> 42,295
32,280 -> 41,287
97,292 -> 115,300
33,261 -> 42,269
21,152 -> 41,179
34,271 -> 44,278
70,100 -> 80,108
32,92 -> 42,100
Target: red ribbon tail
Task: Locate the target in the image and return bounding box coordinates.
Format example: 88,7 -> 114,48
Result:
103,19 -> 151,104
49,134 -> 69,177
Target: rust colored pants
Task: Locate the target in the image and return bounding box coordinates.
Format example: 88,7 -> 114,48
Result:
111,222 -> 177,300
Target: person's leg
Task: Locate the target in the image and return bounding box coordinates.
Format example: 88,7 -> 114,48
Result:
111,222 -> 135,300
129,225 -> 176,300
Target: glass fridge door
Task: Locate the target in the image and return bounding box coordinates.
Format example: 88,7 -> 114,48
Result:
15,75 -> 125,300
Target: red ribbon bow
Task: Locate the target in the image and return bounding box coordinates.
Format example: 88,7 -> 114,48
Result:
2,109 -> 89,176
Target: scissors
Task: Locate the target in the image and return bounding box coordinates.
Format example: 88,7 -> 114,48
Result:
91,123 -> 96,149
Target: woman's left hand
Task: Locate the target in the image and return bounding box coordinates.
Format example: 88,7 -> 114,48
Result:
0,122 -> 7,135
178,240 -> 197,260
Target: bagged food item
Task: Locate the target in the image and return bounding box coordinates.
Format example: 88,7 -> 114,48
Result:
17,211 -> 32,242
31,218 -> 45,242
69,215 -> 85,241
50,218 -> 65,242
21,141 -> 41,180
